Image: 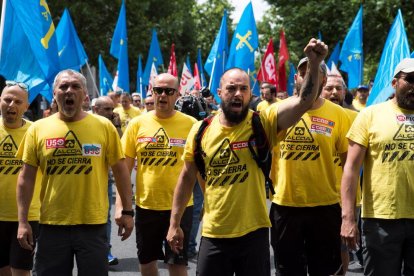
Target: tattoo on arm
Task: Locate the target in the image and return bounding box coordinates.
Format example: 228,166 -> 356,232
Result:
300,75 -> 314,102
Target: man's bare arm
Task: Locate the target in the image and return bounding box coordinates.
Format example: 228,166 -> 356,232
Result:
277,38 -> 328,131
112,158 -> 134,241
340,141 -> 366,250
16,163 -> 37,250
167,161 -> 198,253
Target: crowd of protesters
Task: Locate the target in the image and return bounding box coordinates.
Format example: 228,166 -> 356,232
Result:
0,38 -> 413,276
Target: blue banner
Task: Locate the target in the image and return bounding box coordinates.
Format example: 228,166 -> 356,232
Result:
339,6 -> 363,89
143,29 -> 164,86
367,9 -> 410,106
0,0 -> 60,103
98,55 -> 114,96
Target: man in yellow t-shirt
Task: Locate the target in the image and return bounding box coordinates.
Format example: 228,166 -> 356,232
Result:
167,38 -> 328,276
121,73 -> 196,276
341,58 -> 414,275
114,92 -> 142,133
256,82 -> 279,111
352,84 -> 369,111
16,70 -> 134,276
0,81 -> 41,276
321,74 -> 360,273
270,57 -> 350,275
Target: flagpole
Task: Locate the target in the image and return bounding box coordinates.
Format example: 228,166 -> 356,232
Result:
0,0 -> 7,61
85,60 -> 99,98
208,57 -> 217,89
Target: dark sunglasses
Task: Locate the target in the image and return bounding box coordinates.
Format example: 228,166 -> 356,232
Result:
145,102 -> 154,105
5,80 -> 29,92
152,87 -> 176,96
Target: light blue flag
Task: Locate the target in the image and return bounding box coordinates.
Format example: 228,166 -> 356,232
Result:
339,6 -> 363,89
56,8 -> 88,71
110,1 -> 129,92
186,55 -> 192,75
99,55 -> 113,96
143,29 -> 164,85
327,42 -> 341,70
318,31 -> 323,41
411,51 -> 414,58
287,62 -> 296,96
136,54 -> 143,95
0,0 -> 60,103
226,3 -> 258,72
367,9 -> 410,106
204,10 -> 228,102
197,48 -> 207,87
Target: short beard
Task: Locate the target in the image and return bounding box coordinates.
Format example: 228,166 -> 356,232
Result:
221,101 -> 250,124
396,90 -> 414,110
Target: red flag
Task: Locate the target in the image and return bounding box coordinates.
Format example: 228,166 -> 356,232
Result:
257,39 -> 277,85
277,30 -> 290,91
193,63 -> 201,90
167,43 -> 177,76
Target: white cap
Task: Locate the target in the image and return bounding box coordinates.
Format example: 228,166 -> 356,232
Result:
393,58 -> 414,77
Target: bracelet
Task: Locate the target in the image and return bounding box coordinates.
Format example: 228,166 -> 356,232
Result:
121,210 -> 134,217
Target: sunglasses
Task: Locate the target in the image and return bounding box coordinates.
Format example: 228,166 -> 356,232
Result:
5,80 -> 29,92
400,75 -> 414,85
152,87 -> 176,96
145,102 -> 154,105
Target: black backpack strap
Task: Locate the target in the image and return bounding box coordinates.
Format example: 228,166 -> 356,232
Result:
248,112 -> 275,195
194,115 -> 215,180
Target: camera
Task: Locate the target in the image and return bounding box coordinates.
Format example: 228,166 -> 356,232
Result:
175,92 -> 210,120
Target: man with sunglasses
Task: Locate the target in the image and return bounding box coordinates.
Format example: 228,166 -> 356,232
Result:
341,58 -> 414,274
352,84 -> 369,111
121,73 -> 197,276
15,70 -> 134,276
144,95 -> 155,112
0,81 -> 41,276
167,38 -> 328,276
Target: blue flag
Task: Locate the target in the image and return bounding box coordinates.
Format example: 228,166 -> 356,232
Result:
197,48 -> 207,87
339,6 -> 363,89
136,54 -> 144,95
205,10 -> 228,102
411,51 -> 414,58
0,0 -> 60,103
186,55 -> 192,75
110,1 -> 129,92
226,3 -> 258,72
99,55 -> 113,96
327,42 -> 341,70
287,62 -> 296,96
318,31 -> 323,41
56,8 -> 88,71
367,9 -> 410,106
143,29 -> 163,85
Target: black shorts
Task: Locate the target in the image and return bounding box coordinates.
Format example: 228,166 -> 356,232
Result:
270,203 -> 342,275
135,205 -> 193,265
35,224 -> 108,276
197,228 -> 270,276
0,221 -> 39,270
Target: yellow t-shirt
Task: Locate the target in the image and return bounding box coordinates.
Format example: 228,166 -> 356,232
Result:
17,113 -> 124,225
183,109 -> 279,238
114,106 -> 142,133
122,111 -> 197,210
347,100 -> 414,219
352,98 -> 366,111
272,99 -> 350,207
0,120 -> 41,221
256,99 -> 280,112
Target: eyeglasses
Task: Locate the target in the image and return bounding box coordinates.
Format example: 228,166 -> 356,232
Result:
145,102 -> 154,106
5,80 -> 29,92
152,87 -> 177,96
133,99 -> 141,103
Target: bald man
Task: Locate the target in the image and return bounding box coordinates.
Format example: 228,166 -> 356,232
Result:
0,82 -> 41,276
120,73 -> 197,275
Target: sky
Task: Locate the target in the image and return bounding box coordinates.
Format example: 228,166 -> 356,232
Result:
230,0 -> 270,23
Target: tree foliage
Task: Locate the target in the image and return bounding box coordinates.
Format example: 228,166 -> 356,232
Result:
263,0 -> 414,83
47,0 -> 234,91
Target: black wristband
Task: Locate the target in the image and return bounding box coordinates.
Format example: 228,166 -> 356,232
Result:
121,210 -> 134,217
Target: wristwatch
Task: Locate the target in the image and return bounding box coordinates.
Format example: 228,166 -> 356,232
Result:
121,209 -> 134,217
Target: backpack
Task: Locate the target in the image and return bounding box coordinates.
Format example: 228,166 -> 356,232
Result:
193,112 -> 275,195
